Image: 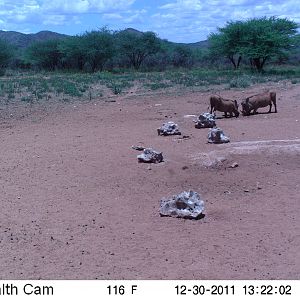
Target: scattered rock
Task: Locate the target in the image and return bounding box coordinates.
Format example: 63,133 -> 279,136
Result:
132,145 -> 145,151
256,182 -> 262,190
137,148 -> 163,163
157,121 -> 181,136
194,113 -> 216,128
175,135 -> 191,142
160,190 -> 205,219
244,189 -> 250,193
207,127 -> 230,144
230,162 -> 239,168
184,114 -> 197,118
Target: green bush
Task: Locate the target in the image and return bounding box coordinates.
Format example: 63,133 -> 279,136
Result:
229,75 -> 252,88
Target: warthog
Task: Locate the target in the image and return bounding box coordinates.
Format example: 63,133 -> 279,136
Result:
241,91 -> 277,116
209,95 -> 239,118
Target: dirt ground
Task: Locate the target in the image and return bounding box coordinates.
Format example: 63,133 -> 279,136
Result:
0,81 -> 299,280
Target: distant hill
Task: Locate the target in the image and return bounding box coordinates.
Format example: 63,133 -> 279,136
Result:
186,40 -> 209,49
122,28 -> 144,37
121,28 -> 209,49
0,30 -> 68,48
0,28 -> 210,51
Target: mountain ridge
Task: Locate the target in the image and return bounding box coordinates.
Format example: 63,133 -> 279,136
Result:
0,30 -> 68,48
0,28 -> 208,49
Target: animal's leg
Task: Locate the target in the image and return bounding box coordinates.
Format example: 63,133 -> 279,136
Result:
268,102 -> 272,113
271,92 -> 277,113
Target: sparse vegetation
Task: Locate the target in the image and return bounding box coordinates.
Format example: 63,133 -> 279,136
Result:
1,65 -> 300,105
0,17 -> 299,106
229,75 -> 252,88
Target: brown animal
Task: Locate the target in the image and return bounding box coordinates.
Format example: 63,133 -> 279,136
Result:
241,91 -> 277,116
209,95 -> 239,118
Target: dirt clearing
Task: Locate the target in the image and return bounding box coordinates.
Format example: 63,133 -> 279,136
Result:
0,82 -> 299,279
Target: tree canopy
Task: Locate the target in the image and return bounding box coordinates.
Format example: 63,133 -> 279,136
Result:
208,16 -> 298,71
0,39 -> 14,70
26,39 -> 61,70
116,31 -> 161,70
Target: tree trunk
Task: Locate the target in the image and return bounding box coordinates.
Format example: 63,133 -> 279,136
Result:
237,56 -> 242,68
260,57 -> 268,70
253,58 -> 263,72
228,55 -> 237,69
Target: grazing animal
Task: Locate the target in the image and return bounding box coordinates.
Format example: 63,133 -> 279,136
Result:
209,95 -> 239,118
241,91 -> 277,116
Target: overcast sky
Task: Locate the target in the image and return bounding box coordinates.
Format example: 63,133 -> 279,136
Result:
0,0 -> 299,43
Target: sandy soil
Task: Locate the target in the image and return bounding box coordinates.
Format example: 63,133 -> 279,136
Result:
0,81 -> 299,280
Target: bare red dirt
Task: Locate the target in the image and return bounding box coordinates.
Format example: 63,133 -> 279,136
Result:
0,82 -> 299,279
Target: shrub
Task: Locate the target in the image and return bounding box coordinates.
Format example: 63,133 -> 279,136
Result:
229,75 -> 252,88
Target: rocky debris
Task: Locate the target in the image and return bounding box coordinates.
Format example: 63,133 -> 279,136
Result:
175,135 -> 191,142
230,162 -> 239,168
194,113 -> 216,129
160,190 -> 205,219
137,148 -> 163,163
207,127 -> 230,144
184,114 -> 197,118
132,145 -> 145,151
157,121 -> 181,136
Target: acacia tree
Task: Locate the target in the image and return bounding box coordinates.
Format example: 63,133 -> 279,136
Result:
239,17 -> 298,71
59,28 -> 115,72
209,21 -> 244,69
116,31 -> 161,70
172,45 -> 195,68
81,28 -> 115,72
209,17 -> 298,71
59,36 -> 86,70
26,39 -> 62,70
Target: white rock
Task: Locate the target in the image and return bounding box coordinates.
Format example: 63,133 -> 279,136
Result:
160,190 -> 205,219
137,148 -> 163,163
157,121 -> 181,136
194,113 -> 216,128
208,127 -> 230,144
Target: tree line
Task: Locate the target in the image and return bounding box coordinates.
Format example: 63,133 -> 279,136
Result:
0,17 -> 299,73
0,28 -> 203,72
